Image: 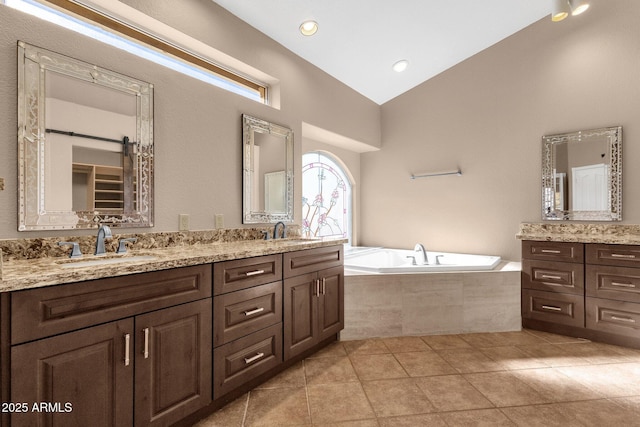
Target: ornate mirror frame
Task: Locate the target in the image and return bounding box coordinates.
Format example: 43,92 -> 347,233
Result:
242,114 -> 294,224
542,126 -> 622,221
17,41 -> 154,230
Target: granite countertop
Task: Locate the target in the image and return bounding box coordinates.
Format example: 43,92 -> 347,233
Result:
516,223 -> 640,244
0,237 -> 346,293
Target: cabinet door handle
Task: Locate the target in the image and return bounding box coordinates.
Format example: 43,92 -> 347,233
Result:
124,333 -> 131,366
541,305 -> 562,312
244,307 -> 265,316
244,352 -> 265,364
541,274 -> 562,280
611,315 -> 636,323
315,279 -> 320,297
321,277 -> 326,295
611,253 -> 636,259
611,282 -> 636,288
540,249 -> 562,254
245,269 -> 265,276
143,328 -> 150,359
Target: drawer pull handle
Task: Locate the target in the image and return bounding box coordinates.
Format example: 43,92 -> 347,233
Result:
244,352 -> 265,364
611,254 -> 636,259
245,269 -> 265,276
124,334 -> 131,367
611,282 -> 636,288
611,316 -> 636,323
541,274 -> 562,280
244,307 -> 265,316
143,328 -> 150,359
542,305 -> 562,312
541,249 -> 562,254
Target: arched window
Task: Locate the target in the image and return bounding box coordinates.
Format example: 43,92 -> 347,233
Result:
302,152 -> 352,243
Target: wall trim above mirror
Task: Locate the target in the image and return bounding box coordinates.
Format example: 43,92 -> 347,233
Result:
242,114 -> 294,224
542,126 -> 622,221
18,41 -> 154,230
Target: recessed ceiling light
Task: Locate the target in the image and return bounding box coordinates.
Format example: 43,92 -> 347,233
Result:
392,60 -> 409,72
299,20 -> 318,36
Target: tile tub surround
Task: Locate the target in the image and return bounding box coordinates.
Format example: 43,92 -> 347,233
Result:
194,330 -> 640,426
517,223 -> 640,244
0,227 -> 348,292
342,262 -> 521,340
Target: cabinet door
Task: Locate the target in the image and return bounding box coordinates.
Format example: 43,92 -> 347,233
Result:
318,266 -> 344,341
135,299 -> 212,427
11,319 -> 134,427
283,273 -> 318,360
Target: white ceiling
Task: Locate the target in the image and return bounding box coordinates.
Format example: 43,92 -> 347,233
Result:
211,0 -> 550,105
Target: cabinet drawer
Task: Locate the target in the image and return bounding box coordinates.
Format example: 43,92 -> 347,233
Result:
213,323 -> 282,399
284,245 -> 343,279
586,297 -> 640,337
586,244 -> 640,267
586,265 -> 640,303
214,254 -> 282,295
214,281 -> 282,347
11,264 -> 212,345
522,241 -> 584,263
521,259 -> 584,295
522,289 -> 584,328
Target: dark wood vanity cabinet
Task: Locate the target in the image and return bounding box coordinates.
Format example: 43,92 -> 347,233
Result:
283,246 -> 344,360
522,240 -> 640,348
8,265 -> 212,427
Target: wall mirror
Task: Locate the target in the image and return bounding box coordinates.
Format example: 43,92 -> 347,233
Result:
18,41 -> 154,230
542,126 -> 622,221
242,114 -> 293,224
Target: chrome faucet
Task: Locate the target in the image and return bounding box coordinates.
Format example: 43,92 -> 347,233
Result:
273,221 -> 287,239
95,224 -> 113,255
414,243 -> 428,265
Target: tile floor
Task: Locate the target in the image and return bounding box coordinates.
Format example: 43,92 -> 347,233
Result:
194,330 -> 640,426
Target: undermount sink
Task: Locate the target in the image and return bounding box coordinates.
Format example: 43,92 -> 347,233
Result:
57,255 -> 157,269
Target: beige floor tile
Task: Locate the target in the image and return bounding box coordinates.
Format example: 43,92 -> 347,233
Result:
420,334 -> 472,350
509,367 -> 604,402
382,336 -> 431,353
523,329 -> 591,344
394,350 -> 457,377
308,341 -> 348,358
350,353 -> 408,380
464,372 -> 549,407
557,363 -> 640,397
313,420 -> 379,427
255,362 -> 306,389
554,341 -> 638,364
377,413 -> 447,426
611,395 -> 640,414
307,383 -> 375,423
516,343 -> 591,367
554,399 -> 640,427
361,378 -> 434,417
460,331 -> 548,348
244,387 -> 310,426
304,356 -> 359,385
500,404 -> 584,427
193,394 -> 248,427
414,374 -> 494,412
480,346 -> 548,370
438,408 -> 516,426
458,332 -> 509,348
436,348 -> 503,373
344,339 -> 390,355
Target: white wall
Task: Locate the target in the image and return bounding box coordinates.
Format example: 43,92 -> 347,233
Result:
361,0 -> 640,261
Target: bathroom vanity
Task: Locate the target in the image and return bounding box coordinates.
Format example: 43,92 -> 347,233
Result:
0,238 -> 344,427
519,223 -> 640,349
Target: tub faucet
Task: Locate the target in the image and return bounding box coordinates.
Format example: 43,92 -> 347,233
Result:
95,224 -> 112,255
273,221 -> 287,239
414,243 -> 428,265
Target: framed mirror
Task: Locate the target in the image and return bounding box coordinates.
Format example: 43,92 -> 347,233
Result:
18,41 -> 154,230
242,114 -> 293,223
542,126 -> 622,221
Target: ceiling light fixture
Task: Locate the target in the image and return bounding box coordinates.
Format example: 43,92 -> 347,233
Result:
570,0 -> 590,16
551,0 -> 570,22
299,20 -> 318,36
392,59 -> 409,73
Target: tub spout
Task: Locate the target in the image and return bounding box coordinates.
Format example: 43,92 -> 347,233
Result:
414,243 -> 428,265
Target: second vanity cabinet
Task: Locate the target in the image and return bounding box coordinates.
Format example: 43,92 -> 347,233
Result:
9,265 -> 212,427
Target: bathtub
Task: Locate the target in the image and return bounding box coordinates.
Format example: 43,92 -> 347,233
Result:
342,246 -> 521,340
344,247 -> 501,273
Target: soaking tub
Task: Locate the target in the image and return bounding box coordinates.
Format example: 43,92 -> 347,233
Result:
342,246 -> 521,340
344,247 -> 501,273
